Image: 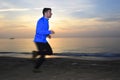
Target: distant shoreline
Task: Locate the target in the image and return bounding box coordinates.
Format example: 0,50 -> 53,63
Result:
0,52 -> 120,61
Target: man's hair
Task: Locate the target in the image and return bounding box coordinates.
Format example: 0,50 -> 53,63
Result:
42,8 -> 51,15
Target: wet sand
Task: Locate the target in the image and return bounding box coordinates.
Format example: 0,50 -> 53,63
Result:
0,55 -> 120,80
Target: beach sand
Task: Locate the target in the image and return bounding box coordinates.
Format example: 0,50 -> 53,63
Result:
0,53 -> 120,80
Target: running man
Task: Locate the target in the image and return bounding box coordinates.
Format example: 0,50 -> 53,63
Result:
32,8 -> 55,72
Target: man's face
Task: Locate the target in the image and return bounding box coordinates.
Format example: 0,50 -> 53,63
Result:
46,10 -> 52,18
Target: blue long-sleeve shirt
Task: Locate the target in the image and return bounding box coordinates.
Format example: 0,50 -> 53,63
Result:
34,16 -> 51,43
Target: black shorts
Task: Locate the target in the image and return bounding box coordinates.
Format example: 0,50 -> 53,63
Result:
35,42 -> 53,55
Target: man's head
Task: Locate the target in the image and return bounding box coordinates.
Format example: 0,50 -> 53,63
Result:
42,8 -> 52,18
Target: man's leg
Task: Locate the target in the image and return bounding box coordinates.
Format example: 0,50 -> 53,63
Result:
32,42 -> 53,59
33,42 -> 46,71
33,42 -> 53,72
32,51 -> 39,60
34,55 -> 45,69
32,42 -> 43,59
44,42 -> 53,55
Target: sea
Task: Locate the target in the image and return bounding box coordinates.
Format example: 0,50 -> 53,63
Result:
0,37 -> 120,54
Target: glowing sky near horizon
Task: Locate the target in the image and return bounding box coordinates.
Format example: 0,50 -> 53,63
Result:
0,0 -> 120,38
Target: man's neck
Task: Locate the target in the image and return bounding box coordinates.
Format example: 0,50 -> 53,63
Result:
43,16 -> 49,19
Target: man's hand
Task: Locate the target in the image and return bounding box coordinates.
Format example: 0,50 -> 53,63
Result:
50,30 -> 55,34
47,35 -> 52,39
48,30 -> 55,39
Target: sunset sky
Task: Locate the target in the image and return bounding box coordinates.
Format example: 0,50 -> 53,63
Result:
0,0 -> 120,38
